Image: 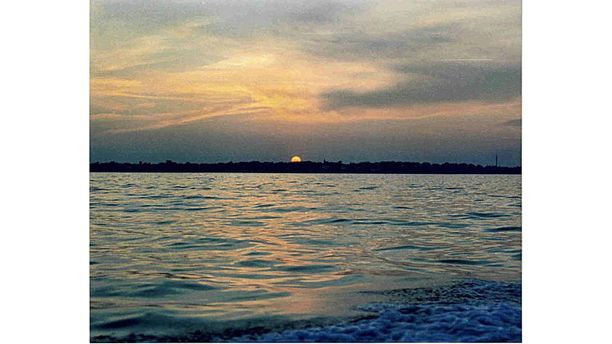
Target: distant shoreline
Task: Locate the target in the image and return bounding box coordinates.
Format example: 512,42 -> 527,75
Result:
90,161 -> 521,174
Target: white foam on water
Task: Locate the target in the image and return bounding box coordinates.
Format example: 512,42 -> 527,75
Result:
232,302 -> 521,342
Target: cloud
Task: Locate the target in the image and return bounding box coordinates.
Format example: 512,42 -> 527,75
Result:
293,0 -> 521,63
298,24 -> 456,62
323,62 -> 521,109
92,0 -> 366,32
91,0 -> 369,76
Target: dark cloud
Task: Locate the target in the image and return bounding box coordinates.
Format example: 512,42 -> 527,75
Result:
300,24 -> 457,61
323,62 -> 521,109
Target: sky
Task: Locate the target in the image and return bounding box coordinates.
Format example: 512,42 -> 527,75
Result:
91,0 -> 521,165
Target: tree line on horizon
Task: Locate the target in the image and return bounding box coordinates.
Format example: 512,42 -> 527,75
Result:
90,160 -> 521,174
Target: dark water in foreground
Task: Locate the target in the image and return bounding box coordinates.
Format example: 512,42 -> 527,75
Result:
90,173 -> 521,342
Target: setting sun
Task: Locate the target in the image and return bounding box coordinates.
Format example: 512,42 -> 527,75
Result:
290,155 -> 302,163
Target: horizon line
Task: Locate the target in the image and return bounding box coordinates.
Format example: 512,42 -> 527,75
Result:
91,160 -> 521,168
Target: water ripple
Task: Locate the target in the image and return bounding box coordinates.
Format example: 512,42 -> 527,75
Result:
91,173 -> 521,341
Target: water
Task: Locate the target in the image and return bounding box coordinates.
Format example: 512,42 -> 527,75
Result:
90,173 -> 521,342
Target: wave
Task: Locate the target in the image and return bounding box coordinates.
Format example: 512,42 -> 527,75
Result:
92,280 -> 521,343
235,302 -> 520,342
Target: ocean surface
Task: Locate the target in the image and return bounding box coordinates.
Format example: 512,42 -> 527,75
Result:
90,173 -> 521,342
